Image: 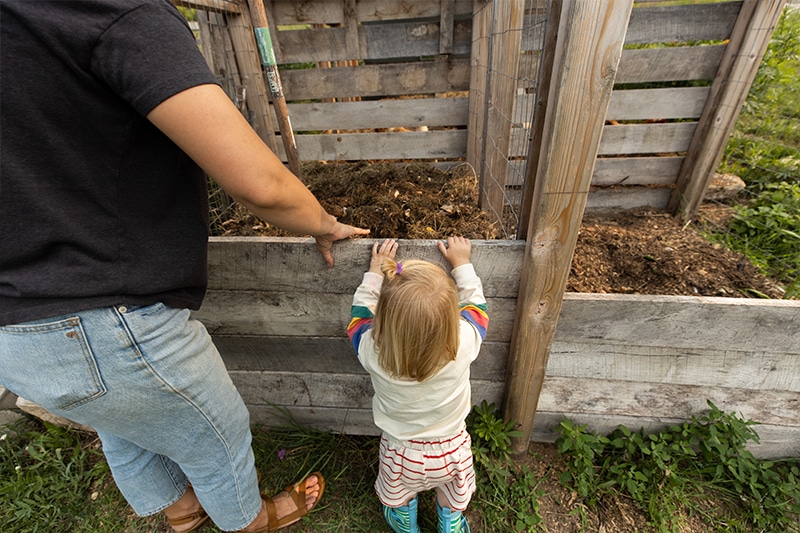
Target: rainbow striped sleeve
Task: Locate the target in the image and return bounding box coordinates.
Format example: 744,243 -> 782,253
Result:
348,305 -> 374,353
460,303 -> 488,340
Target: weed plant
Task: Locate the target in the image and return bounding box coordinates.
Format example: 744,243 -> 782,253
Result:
555,400 -> 800,533
466,401 -> 545,532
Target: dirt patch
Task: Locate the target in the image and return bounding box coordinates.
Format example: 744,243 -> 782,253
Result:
216,161 -> 786,299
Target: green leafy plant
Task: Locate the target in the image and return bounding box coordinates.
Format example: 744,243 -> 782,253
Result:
466,400 -> 523,465
555,401 -> 800,532
466,401 -> 544,532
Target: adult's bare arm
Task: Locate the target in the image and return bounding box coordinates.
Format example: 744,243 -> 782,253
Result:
146,83 -> 369,266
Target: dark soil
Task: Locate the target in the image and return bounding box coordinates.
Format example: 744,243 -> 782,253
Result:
216,161 -> 786,299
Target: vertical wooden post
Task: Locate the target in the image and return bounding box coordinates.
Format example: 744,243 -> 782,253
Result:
440,0 -> 456,55
246,0 -> 304,180
517,0 -> 561,241
467,0 -> 491,178
479,0 -> 525,225
668,0 -> 787,222
503,0 -> 634,454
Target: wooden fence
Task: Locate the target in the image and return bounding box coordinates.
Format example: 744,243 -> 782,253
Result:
180,0 -> 778,220
170,0 -> 799,458
194,238 -> 800,459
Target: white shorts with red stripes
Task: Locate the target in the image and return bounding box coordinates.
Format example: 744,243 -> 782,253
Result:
374,426 -> 476,511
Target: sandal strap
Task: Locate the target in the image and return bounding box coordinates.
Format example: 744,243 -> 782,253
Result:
167,508 -> 208,526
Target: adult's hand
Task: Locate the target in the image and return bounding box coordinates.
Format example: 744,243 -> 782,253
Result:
314,222 -> 370,268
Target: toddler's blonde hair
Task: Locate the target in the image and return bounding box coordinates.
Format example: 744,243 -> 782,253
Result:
374,258 -> 460,381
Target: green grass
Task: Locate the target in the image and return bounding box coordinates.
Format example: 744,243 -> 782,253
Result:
712,8 -> 800,298
3,402 -> 798,533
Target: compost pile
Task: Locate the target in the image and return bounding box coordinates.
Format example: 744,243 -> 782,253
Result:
216,161 -> 785,299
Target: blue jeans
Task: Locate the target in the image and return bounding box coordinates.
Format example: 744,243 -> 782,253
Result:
0,303 -> 262,531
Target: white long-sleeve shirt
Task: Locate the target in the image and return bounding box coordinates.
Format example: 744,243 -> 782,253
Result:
347,263 -> 488,440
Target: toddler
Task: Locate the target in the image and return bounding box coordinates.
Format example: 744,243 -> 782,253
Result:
348,237 -> 489,533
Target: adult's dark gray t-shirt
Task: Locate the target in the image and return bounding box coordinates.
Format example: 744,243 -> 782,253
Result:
0,0 -> 220,325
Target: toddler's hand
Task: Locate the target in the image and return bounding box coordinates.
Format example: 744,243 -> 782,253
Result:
438,236 -> 471,268
369,239 -> 398,274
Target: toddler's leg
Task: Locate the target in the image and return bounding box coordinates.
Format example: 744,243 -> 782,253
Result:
435,489 -> 470,533
383,496 -> 419,533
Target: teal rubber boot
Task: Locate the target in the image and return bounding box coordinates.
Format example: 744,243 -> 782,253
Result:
436,501 -> 470,533
383,497 -> 420,533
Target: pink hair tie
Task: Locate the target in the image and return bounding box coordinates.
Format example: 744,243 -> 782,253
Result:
395,262 -> 403,275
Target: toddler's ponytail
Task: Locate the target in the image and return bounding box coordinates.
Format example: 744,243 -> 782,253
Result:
380,258 -> 403,281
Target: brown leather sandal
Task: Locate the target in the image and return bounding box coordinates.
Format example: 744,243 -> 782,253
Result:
167,508 -> 210,532
242,472 -> 326,532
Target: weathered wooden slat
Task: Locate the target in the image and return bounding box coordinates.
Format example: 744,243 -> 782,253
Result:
268,0 -> 473,25
196,291 -> 516,341
206,238 -> 524,295
215,336 -> 510,380
624,2 -> 740,45
243,404 -> 799,459
605,87 -> 709,120
283,97 -> 468,131
282,130 -> 467,161
506,156 -> 683,187
537,375 -> 800,428
510,122 -> 697,157
213,333 -> 800,393
557,293 -> 800,355
505,186 -> 672,213
522,156 -> 681,187
231,370 -> 504,410
273,20 -> 472,64
585,187 -> 671,212
514,87 -> 708,126
597,122 -> 696,156
280,59 -> 470,101
591,156 -> 683,186
615,45 -> 725,83
439,0 -> 456,54
235,372 -> 799,428
548,342 -> 800,392
292,121 -> 694,164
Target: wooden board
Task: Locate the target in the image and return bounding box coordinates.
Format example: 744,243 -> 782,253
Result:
280,59 -> 470,101
268,0 -> 474,25
281,130 -> 467,161
616,45 -> 725,84
283,97 -> 468,131
206,238 -> 525,295
625,2 -> 740,44
274,19 -> 472,64
509,122 -> 697,157
241,401 -> 798,460
507,156 -> 683,187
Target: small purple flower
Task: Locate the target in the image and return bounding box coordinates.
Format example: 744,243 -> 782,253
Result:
277,448 -> 287,460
